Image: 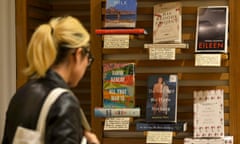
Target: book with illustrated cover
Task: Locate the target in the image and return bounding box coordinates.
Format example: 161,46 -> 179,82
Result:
135,121 -> 187,132
104,0 -> 137,28
153,2 -> 182,43
195,6 -> 229,53
146,74 -> 178,122
193,89 -> 224,138
103,63 -> 135,108
94,107 -> 140,117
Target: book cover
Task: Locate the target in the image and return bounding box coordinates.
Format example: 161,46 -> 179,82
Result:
195,6 -> 229,53
184,136 -> 233,144
104,0 -> 137,28
135,121 -> 187,132
103,63 -> 135,108
95,28 -> 146,35
153,2 -> 182,43
94,107 -> 140,117
184,138 -> 224,144
193,89 -> 224,138
146,74 -> 178,122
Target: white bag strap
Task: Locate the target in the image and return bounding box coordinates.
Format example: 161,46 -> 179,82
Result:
36,88 -> 68,137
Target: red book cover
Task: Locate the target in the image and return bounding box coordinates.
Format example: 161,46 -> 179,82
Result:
95,28 -> 146,34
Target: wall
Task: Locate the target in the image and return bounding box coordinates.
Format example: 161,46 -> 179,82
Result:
0,0 -> 16,141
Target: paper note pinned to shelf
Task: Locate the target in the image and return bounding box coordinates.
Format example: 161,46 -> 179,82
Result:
146,131 -> 173,144
149,47 -> 176,60
104,117 -> 130,130
195,53 -> 221,67
104,34 -> 129,49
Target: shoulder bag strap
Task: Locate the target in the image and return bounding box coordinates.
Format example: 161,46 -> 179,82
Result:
36,88 -> 69,138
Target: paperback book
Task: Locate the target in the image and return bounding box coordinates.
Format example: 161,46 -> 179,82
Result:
135,121 -> 187,132
153,2 -> 182,43
146,74 -> 178,122
195,6 -> 229,53
95,28 -> 146,35
104,0 -> 137,28
193,89 -> 224,138
94,107 -> 140,117
103,63 -> 135,108
184,136 -> 233,144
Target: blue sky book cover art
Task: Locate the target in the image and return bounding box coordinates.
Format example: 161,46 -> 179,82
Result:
104,0 -> 137,28
146,74 -> 178,122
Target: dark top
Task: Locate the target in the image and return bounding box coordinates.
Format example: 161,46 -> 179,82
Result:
2,70 -> 83,144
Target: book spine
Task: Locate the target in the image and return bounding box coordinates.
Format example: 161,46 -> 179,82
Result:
95,29 -> 145,35
94,107 -> 140,117
135,122 -> 186,132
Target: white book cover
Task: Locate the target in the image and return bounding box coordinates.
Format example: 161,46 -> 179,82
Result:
184,136 -> 233,144
153,2 -> 182,44
193,89 -> 224,138
195,6 -> 229,53
184,138 -> 224,144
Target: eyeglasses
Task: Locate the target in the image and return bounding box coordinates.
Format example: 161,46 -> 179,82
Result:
81,47 -> 94,67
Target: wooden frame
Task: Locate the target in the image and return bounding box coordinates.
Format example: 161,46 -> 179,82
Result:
15,0 -> 240,143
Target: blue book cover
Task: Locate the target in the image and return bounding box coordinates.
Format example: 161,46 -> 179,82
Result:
135,121 -> 187,132
146,74 -> 178,122
104,0 -> 137,28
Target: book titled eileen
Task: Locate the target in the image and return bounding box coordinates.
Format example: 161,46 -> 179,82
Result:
135,121 -> 187,132
94,107 -> 140,117
95,28 -> 146,35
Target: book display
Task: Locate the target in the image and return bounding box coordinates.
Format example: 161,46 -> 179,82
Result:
195,6 -> 229,53
146,74 -> 178,123
91,0 -> 234,143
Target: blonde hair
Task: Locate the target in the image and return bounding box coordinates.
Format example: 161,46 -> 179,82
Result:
24,16 -> 90,78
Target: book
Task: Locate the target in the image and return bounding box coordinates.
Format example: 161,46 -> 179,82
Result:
195,6 -> 229,53
184,138 -> 224,144
193,89 -> 224,138
104,0 -> 137,28
184,136 -> 233,144
146,74 -> 178,122
95,28 -> 146,35
135,121 -> 187,132
103,63 -> 135,108
153,2 -> 182,43
94,107 -> 140,117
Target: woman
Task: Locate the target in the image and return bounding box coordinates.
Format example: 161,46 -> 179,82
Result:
2,16 -> 100,144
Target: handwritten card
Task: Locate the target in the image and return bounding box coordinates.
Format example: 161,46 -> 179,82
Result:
104,117 -> 130,130
146,131 -> 173,143
149,47 -> 175,60
195,54 -> 221,66
104,35 -> 129,49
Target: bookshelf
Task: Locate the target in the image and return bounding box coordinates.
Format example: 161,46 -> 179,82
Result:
15,0 -> 240,143
90,0 -> 239,143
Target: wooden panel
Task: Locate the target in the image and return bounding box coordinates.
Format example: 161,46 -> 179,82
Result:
16,0 -> 93,122
228,0 -> 240,143
90,0 -> 231,143
16,0 -> 28,88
